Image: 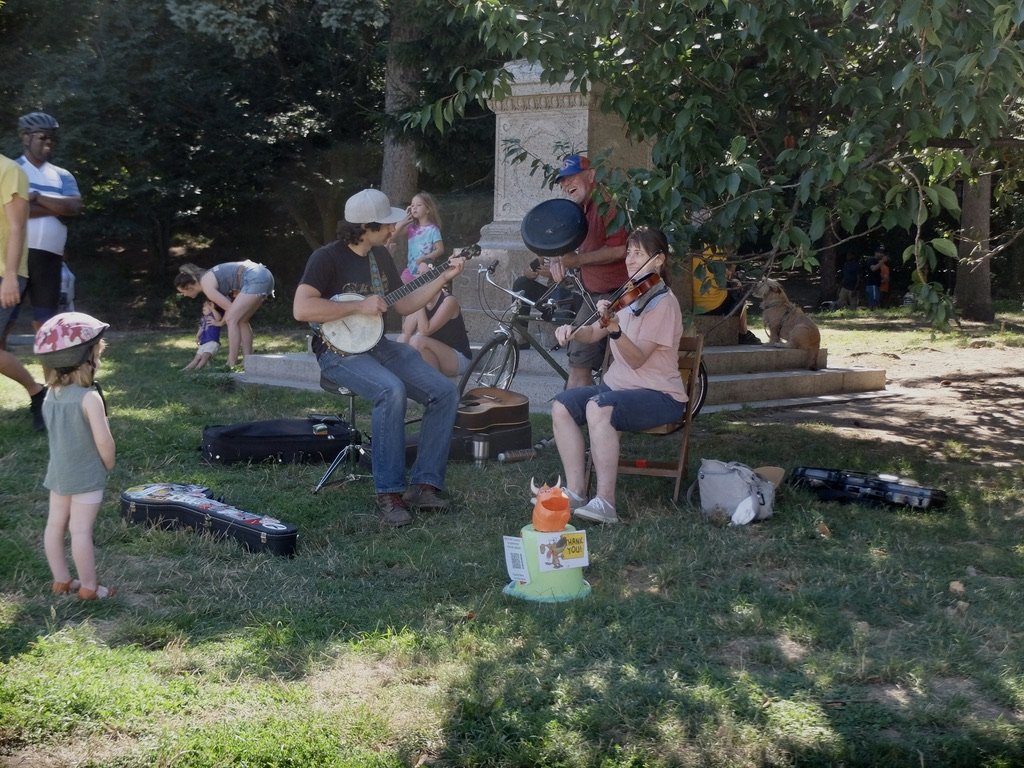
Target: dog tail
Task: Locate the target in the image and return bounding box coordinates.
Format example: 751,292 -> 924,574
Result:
807,347 -> 820,370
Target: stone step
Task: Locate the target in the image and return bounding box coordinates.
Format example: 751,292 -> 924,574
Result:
704,367 -> 885,406
238,345 -> 887,416
470,338 -> 831,378
241,351 -> 322,390
702,344 -> 828,374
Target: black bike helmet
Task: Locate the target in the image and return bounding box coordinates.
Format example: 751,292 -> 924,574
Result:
17,112 -> 59,133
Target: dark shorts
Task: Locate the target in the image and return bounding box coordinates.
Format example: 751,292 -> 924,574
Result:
0,275 -> 27,329
26,249 -> 62,322
554,383 -> 686,432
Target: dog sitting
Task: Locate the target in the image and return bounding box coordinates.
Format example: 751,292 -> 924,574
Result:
751,279 -> 821,370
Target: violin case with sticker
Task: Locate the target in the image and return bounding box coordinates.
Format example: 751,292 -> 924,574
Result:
789,467 -> 947,510
120,483 -> 298,556
201,415 -> 358,465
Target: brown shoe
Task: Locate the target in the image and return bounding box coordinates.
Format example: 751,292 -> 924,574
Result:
79,585 -> 117,600
51,578 -> 80,595
403,484 -> 450,511
376,493 -> 413,527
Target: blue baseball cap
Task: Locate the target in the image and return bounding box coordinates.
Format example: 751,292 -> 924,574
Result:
556,154 -> 591,179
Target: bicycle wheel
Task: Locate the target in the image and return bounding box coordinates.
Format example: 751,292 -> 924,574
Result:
689,359 -> 709,417
459,334 -> 519,394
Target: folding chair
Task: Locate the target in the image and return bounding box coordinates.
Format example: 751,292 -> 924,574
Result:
584,335 -> 704,503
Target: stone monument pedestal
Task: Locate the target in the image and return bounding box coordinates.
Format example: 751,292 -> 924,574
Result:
458,60 -> 650,341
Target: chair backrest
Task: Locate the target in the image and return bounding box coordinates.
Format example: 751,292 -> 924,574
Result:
585,333 -> 704,503
678,334 -> 703,420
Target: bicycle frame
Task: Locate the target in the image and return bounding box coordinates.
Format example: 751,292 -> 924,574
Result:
465,260 -> 708,416
475,262 -> 593,382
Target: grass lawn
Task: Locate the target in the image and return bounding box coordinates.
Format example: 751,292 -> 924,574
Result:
1,314 -> 1022,767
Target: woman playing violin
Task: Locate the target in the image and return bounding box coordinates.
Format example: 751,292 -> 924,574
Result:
551,226 -> 687,524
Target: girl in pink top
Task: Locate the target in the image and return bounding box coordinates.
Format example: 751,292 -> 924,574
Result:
392,192 -> 444,283
551,227 -> 686,524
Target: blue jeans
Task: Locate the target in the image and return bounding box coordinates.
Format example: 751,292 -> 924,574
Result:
865,285 -> 880,308
318,338 -> 458,494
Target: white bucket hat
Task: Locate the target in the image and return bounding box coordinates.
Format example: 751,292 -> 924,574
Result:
344,189 -> 405,225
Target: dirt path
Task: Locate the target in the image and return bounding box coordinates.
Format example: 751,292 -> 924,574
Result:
756,340 -> 1024,469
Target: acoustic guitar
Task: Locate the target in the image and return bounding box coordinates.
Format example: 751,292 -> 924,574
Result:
456,387 -> 530,431
316,244 -> 481,355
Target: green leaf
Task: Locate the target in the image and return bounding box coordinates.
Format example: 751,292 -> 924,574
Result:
935,185 -> 960,213
809,206 -> 827,241
729,136 -> 747,161
931,237 -> 958,258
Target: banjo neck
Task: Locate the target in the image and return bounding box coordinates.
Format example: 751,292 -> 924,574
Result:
380,243 -> 481,307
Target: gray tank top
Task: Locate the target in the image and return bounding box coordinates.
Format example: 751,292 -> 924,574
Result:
211,261 -> 254,295
43,384 -> 109,495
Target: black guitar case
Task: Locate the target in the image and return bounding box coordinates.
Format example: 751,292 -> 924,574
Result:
789,466 -> 947,510
121,483 -> 298,556
201,415 -> 359,465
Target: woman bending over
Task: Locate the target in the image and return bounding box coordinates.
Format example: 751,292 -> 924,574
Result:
174,260 -> 274,368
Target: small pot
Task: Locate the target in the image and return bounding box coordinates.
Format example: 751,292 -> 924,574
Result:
520,199 -> 589,257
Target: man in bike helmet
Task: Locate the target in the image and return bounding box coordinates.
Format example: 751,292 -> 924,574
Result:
16,111 -> 83,330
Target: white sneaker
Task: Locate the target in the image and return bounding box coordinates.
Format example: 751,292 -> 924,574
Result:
574,496 -> 619,524
563,488 -> 586,511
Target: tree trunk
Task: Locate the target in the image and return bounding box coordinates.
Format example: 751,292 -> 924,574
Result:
381,2 -> 419,211
955,172 -> 994,322
818,225 -> 838,304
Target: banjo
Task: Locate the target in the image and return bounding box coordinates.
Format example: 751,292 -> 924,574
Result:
315,244 -> 480,355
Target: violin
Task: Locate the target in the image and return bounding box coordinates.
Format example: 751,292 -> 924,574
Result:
599,272 -> 663,328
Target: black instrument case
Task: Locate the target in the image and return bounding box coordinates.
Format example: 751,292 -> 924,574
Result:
201,416 -> 358,465
121,483 -> 298,556
789,466 -> 947,509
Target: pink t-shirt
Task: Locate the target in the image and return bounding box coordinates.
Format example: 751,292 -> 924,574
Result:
603,290 -> 687,404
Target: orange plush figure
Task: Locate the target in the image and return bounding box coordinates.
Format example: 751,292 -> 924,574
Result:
530,477 -> 570,532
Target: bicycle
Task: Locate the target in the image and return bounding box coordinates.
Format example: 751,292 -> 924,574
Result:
459,261 -> 708,417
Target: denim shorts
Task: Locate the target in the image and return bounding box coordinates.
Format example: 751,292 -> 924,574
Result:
554,383 -> 686,431
0,275 -> 27,327
241,264 -> 275,297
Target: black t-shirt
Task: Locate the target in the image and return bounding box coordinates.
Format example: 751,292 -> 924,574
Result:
840,259 -> 860,290
425,291 -> 472,359
300,242 -> 401,356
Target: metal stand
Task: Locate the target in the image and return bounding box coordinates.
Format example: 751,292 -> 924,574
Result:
312,374 -> 373,494
312,435 -> 372,493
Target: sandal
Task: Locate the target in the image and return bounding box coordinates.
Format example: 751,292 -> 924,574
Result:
51,579 -> 81,594
78,585 -> 117,600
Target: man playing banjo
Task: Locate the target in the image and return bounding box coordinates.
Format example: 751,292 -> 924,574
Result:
293,188 -> 467,527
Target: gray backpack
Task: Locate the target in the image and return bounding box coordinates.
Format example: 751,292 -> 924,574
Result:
688,459 -> 777,525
